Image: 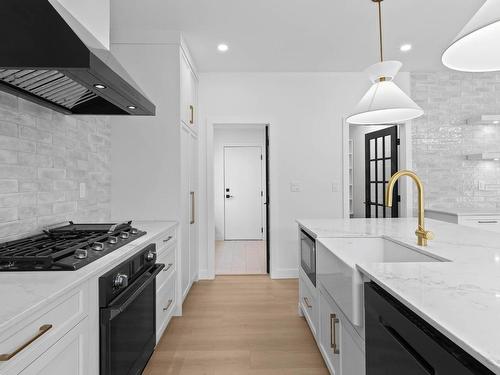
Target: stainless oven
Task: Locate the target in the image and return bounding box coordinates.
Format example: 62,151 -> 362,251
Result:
99,244 -> 164,375
300,229 -> 316,286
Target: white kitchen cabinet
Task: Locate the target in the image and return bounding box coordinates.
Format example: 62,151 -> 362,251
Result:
299,269 -> 319,338
17,318 -> 88,375
181,125 -> 198,300
426,209 -> 500,233
319,289 -> 365,375
0,283 -> 89,375
180,53 -> 198,131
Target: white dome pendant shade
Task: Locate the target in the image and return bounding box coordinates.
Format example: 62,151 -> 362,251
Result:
346,61 -> 424,125
443,0 -> 500,72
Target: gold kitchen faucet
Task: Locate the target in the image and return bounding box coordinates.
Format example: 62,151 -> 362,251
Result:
385,170 -> 433,246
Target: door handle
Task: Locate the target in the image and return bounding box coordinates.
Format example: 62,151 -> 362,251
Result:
190,191 -> 195,224
330,313 -> 340,354
226,194 -> 234,198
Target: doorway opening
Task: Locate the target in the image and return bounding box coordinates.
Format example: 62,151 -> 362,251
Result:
213,124 -> 269,275
344,122 -> 413,218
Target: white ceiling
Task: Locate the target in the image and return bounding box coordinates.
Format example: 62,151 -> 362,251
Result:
110,0 -> 484,72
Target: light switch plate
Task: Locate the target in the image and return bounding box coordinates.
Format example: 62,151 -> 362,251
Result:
290,181 -> 302,192
332,182 -> 341,192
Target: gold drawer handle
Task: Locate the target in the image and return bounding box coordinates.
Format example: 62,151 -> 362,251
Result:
0,324 -> 52,361
189,105 -> 194,124
163,263 -> 173,272
163,299 -> 173,311
163,236 -> 173,243
330,314 -> 340,354
303,297 -> 312,309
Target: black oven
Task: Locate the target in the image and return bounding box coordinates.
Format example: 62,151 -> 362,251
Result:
99,244 -> 164,375
300,229 -> 316,286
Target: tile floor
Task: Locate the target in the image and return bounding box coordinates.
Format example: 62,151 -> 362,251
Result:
215,240 -> 267,274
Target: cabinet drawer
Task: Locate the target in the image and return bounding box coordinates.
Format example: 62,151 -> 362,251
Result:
155,228 -> 176,253
156,247 -> 175,290
299,270 -> 318,337
17,318 -> 88,375
0,283 -> 88,374
460,217 -> 500,233
156,276 -> 175,342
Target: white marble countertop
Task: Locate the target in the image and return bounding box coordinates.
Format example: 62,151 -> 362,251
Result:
0,220 -> 177,336
297,217 -> 500,374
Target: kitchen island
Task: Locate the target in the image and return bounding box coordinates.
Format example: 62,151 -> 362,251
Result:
297,217 -> 500,374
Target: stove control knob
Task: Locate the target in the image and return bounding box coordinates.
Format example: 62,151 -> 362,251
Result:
92,242 -> 104,251
130,228 -> 139,235
74,249 -> 88,259
113,273 -> 128,288
108,236 -> 118,244
120,231 -> 130,239
145,251 -> 156,262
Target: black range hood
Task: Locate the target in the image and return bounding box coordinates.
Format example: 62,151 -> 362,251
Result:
0,0 -> 155,116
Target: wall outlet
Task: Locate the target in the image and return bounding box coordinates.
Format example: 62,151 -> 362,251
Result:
79,182 -> 86,198
290,181 -> 302,192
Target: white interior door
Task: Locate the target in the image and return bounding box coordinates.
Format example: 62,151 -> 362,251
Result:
224,146 -> 263,240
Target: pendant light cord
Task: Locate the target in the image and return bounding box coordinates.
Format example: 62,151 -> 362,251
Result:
377,0 -> 384,62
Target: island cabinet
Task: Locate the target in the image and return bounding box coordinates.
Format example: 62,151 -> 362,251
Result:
298,228 -> 365,375
364,283 -> 494,375
318,287 -> 365,375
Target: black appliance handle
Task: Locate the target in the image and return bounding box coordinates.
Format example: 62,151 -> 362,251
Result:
104,263 -> 165,320
380,318 -> 435,375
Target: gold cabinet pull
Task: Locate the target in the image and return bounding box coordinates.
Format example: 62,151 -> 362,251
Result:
0,324 -> 52,361
190,191 -> 195,224
163,235 -> 173,243
163,263 -> 173,272
163,299 -> 173,311
330,314 -> 340,354
303,297 -> 312,309
189,105 -> 194,124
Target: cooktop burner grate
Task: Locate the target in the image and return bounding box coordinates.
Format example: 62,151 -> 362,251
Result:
0,221 -> 145,271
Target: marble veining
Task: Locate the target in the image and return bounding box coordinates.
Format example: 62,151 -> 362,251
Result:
298,217 -> 500,374
0,221 -> 177,335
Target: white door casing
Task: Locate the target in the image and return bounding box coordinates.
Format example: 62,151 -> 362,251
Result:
224,146 -> 263,240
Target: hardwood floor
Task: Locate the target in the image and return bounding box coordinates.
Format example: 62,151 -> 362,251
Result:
144,276 -> 328,375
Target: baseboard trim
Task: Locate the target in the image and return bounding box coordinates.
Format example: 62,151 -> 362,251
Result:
198,269 -> 215,280
271,268 -> 298,279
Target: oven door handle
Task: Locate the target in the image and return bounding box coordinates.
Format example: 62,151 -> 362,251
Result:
103,263 -> 165,320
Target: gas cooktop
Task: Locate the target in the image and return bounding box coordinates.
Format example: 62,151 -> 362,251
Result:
0,221 -> 146,271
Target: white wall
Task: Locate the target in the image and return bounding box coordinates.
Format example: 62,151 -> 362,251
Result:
213,126 -> 266,240
198,72 -> 412,278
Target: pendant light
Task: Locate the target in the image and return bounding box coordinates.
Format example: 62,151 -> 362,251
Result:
347,0 -> 423,125
443,0 -> 500,72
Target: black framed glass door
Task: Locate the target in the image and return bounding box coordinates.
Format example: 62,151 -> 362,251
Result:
365,126 -> 399,218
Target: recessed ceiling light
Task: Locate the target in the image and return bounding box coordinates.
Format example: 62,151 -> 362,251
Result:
217,44 -> 229,53
400,44 -> 412,52
493,120 -> 499,124
94,84 -> 106,89
127,105 -> 137,110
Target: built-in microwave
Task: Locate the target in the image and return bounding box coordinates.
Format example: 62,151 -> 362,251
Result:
300,229 -> 316,286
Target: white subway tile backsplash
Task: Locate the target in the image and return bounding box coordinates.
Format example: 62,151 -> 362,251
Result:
0,91 -> 111,239
412,71 -> 500,210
